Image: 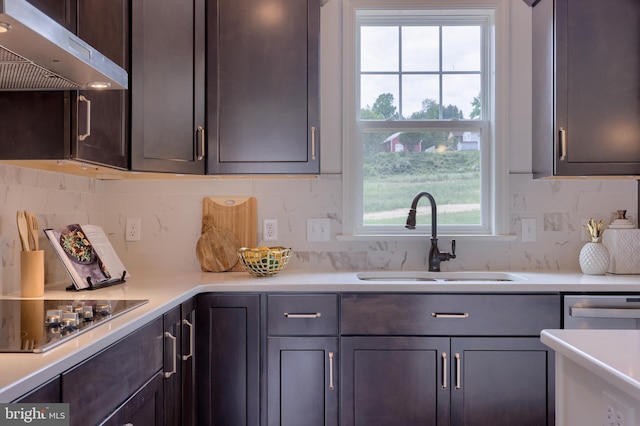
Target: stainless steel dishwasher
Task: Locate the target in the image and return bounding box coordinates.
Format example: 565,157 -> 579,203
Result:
564,295 -> 640,329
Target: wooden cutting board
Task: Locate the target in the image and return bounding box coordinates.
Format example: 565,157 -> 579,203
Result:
201,196 -> 257,272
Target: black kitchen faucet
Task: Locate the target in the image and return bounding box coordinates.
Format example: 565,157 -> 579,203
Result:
406,191 -> 456,272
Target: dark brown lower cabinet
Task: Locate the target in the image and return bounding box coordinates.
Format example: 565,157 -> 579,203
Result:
163,298 -> 197,426
61,317 -> 163,426
340,293 -> 559,426
340,336 -> 554,426
341,336 -> 450,426
163,305 -> 183,426
102,372 -> 164,426
12,305 -> 195,425
12,376 -> 61,403
450,337 -> 554,426
197,293 -> 261,426
267,337 -> 338,426
180,298 -> 197,426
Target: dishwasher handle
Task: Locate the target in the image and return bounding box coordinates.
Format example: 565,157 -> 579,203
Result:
570,307 -> 640,319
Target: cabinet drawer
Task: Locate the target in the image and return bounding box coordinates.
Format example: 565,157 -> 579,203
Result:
267,294 -> 338,335
341,293 -> 560,336
13,376 -> 61,403
62,317 -> 163,425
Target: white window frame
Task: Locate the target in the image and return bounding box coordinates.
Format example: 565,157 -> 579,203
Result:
342,0 -> 510,239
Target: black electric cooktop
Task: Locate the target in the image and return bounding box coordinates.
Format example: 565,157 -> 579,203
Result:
0,299 -> 148,353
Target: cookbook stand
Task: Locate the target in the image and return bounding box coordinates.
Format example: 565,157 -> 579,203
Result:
65,271 -> 127,291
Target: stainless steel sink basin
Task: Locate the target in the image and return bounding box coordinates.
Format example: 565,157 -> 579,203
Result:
356,271 -> 524,282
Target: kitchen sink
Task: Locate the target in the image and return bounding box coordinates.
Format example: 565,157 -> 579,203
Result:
356,271 -> 525,283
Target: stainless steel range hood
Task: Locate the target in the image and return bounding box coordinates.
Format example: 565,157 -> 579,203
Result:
0,0 -> 128,90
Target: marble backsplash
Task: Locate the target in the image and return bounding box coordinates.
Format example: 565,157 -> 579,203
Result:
0,163 -> 637,294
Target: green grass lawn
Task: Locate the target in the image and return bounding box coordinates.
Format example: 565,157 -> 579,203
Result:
362,151 -> 481,226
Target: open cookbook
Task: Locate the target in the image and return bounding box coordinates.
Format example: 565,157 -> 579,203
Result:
45,224 -> 130,290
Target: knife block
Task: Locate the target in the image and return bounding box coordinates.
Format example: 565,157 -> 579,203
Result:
21,250 -> 44,297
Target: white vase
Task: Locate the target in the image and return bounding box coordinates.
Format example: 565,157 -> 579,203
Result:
579,242 -> 610,275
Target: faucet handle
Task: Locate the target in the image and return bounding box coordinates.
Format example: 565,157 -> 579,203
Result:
440,240 -> 456,262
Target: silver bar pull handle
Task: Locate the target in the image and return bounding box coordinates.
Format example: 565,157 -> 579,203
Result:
431,312 -> 469,319
164,331 -> 177,378
182,318 -> 193,361
328,352 -> 335,390
570,307 -> 640,319
78,95 -> 91,141
559,127 -> 567,160
455,353 -> 461,389
441,352 -> 447,389
311,126 -> 316,160
197,126 -> 205,160
284,312 -> 322,319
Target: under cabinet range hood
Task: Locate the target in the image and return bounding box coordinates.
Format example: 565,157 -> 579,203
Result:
0,0 -> 128,90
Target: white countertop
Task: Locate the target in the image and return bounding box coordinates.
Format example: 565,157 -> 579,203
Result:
2,268 -> 640,402
541,329 -> 640,401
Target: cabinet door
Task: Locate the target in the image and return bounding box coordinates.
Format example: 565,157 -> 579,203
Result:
27,0 -> 76,32
196,294 -> 260,425
450,337 -> 554,426
341,336 -> 450,426
267,337 -> 338,426
130,0 -> 206,174
0,92 -> 70,160
102,372 -> 164,426
163,305 -> 182,426
72,0 -> 129,169
207,0 -> 320,174
180,298 -> 197,426
532,0 -> 640,176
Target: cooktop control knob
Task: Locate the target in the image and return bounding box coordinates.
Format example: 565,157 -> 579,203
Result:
95,302 -> 112,316
45,309 -> 62,327
82,305 -> 94,321
61,312 -> 79,330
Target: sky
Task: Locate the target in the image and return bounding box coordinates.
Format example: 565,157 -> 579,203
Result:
359,25 -> 482,119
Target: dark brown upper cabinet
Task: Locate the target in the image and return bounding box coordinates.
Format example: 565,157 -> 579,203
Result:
0,0 -> 129,169
71,0 -> 130,169
531,0 -> 640,177
206,0 -> 320,174
129,0 -> 206,174
27,0 -> 77,32
0,0 -> 75,162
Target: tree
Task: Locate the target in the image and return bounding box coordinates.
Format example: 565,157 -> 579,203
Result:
361,93 -> 399,156
371,93 -> 398,120
469,93 -> 481,119
442,104 -> 464,120
410,99 -> 440,120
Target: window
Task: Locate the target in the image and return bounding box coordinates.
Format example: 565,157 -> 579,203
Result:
342,0 -> 508,238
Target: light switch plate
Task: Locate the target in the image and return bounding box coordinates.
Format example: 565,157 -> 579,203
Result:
307,218 -> 330,242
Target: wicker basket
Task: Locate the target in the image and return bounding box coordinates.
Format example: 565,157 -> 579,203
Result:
237,246 -> 292,277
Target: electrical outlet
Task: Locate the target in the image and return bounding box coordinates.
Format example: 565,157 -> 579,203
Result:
264,219 -> 278,241
603,390 -> 635,426
521,218 -> 536,242
307,218 -> 330,242
125,218 -> 141,242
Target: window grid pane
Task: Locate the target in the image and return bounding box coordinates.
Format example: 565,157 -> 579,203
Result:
354,8 -> 491,233
359,23 -> 483,121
